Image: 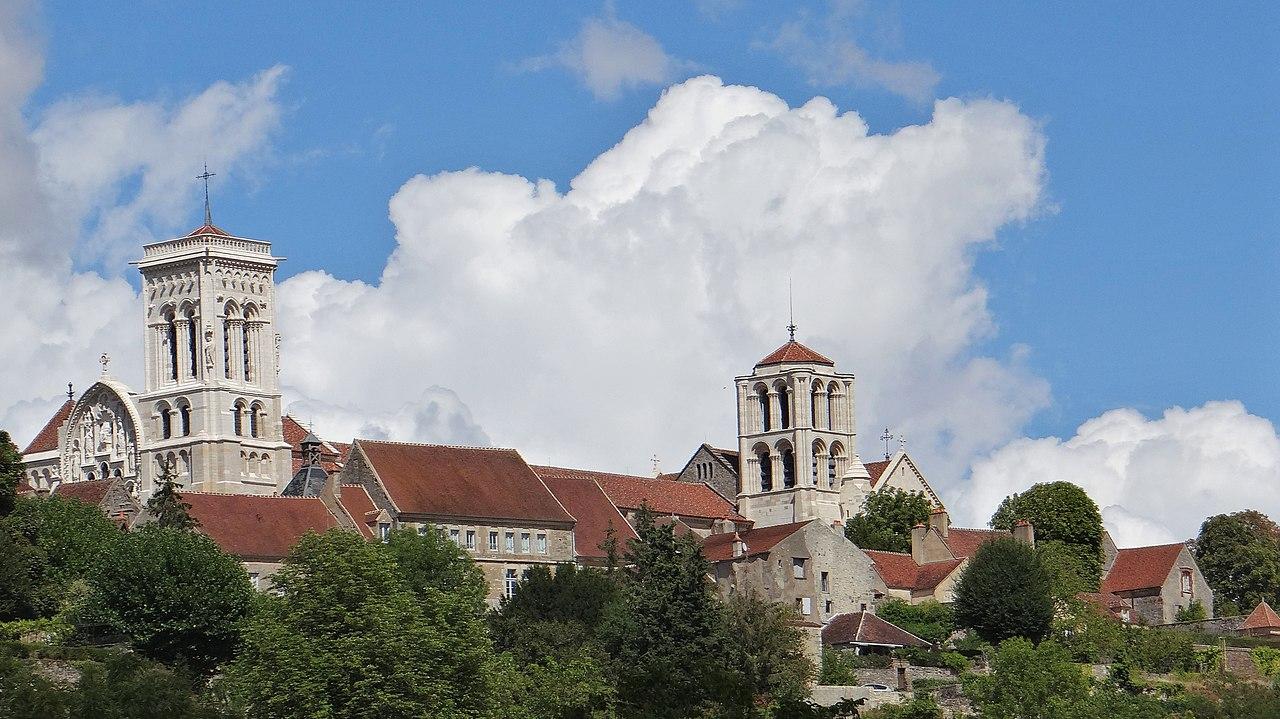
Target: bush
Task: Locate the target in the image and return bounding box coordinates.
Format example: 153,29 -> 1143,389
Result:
1252,646 -> 1280,678
863,696 -> 942,719
876,599 -> 953,645
1122,628 -> 1195,674
820,648 -> 887,684
1175,600 -> 1208,622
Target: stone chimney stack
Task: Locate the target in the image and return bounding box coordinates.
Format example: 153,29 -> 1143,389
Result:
928,507 -> 950,539
732,533 -> 747,559
910,523 -> 927,564
1013,519 -> 1035,548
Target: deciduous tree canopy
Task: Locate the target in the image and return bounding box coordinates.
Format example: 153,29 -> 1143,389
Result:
844,488 -> 931,553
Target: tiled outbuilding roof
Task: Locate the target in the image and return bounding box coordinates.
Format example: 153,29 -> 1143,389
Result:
822,612 -> 930,648
534,465 -> 745,522
756,340 -> 835,368
283,415 -> 347,474
183,493 -> 341,561
1100,542 -> 1187,594
863,550 -> 964,592
23,400 -> 74,454
542,475 -> 639,560
1241,601 -> 1280,631
943,528 -> 1012,559
359,441 -> 574,524
701,521 -> 810,562
335,484 -> 378,539
51,479 -> 113,506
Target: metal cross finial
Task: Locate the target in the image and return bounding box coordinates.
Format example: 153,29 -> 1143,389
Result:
197,162 -> 216,226
99,353 -> 111,375
67,382 -> 74,401
787,278 -> 797,342
899,435 -> 907,453
880,427 -> 894,460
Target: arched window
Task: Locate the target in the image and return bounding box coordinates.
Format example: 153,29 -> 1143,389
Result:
811,381 -> 823,429
163,309 -> 179,382
811,440 -> 826,485
775,381 -> 790,429
247,452 -> 258,476
828,388 -> 840,433
159,404 -> 172,439
179,403 -> 191,436
249,403 -> 261,438
179,450 -> 190,480
829,442 -> 845,489
779,443 -> 796,488
232,402 -> 245,436
184,308 -> 198,378
223,302 -> 238,379
242,318 -> 253,382
756,385 -> 771,432
756,445 -> 773,492
260,454 -> 270,476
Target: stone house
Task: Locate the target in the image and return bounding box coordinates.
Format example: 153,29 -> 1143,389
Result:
702,520 -> 887,623
1100,542 -> 1213,624
822,611 -> 931,653
862,508 -> 1034,604
341,440 -> 578,604
50,477 -> 141,526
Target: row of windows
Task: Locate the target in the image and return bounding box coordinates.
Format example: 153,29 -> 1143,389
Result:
751,380 -> 848,433
373,523 -> 550,558
752,440 -> 847,492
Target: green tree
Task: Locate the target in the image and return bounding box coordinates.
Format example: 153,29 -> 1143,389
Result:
75,526 -> 252,673
490,562 -> 619,663
0,430 -> 22,517
145,459 -> 199,531
489,651 -> 618,719
844,488 -> 931,553
1036,539 -> 1097,599
73,650 -> 225,719
963,639 -> 1091,719
0,519 -> 55,620
991,481 -> 1104,589
1176,600 -> 1208,622
227,529 -> 498,719
1051,598 -> 1125,664
876,599 -> 954,645
719,590 -> 815,713
954,537 -> 1053,644
7,495 -> 121,590
599,505 -> 729,719
1195,511 -> 1280,611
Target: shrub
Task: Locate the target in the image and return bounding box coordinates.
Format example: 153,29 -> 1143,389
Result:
1252,646 -> 1280,678
876,599 -> 954,645
1175,600 -> 1208,622
1122,628 -> 1195,674
893,647 -> 968,673
820,648 -> 888,684
863,696 -> 942,719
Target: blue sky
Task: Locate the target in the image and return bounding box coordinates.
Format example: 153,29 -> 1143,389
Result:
6,1 -> 1279,540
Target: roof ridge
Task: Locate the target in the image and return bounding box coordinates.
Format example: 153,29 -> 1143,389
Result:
358,438 -> 511,452
1117,541 -> 1187,551
184,491 -> 323,500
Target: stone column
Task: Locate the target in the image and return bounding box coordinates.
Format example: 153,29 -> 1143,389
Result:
816,451 -> 829,487
744,456 -> 759,494
816,389 -> 829,429
770,453 -> 783,491
767,390 -> 781,431
175,319 -> 191,381
228,319 -> 244,381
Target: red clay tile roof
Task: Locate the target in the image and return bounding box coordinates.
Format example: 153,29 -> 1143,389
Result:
756,340 -> 835,368
534,466 -> 745,522
51,479 -> 113,506
944,528 -> 1012,559
183,493 -> 341,560
702,521 -> 810,561
1241,601 -> 1280,630
864,459 -> 891,486
336,484 -> 378,539
1101,543 -> 1187,594
864,550 -> 963,592
186,223 -> 231,237
1076,591 -> 1133,616
360,441 -> 574,524
822,612 -> 930,648
543,476 -> 639,560
283,415 -> 347,474
23,400 -> 74,454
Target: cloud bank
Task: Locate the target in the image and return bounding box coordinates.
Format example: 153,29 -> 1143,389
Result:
960,401 -> 1280,547
276,75 -> 1050,480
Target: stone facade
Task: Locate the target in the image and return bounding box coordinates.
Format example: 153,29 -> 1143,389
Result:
1101,542 -> 1214,624
674,443 -> 740,504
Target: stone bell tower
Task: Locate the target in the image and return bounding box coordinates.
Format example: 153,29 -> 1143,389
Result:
735,330 -> 863,528
131,205 -> 291,496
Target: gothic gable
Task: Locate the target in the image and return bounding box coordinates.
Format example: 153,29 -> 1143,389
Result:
60,379 -> 146,488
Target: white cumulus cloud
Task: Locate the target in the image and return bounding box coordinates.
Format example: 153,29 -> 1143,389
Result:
958,401 -> 1280,547
522,9 -> 686,100
277,75 -> 1050,479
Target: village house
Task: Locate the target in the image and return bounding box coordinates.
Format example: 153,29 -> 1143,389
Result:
822,611 -> 931,654
1100,541 -> 1213,624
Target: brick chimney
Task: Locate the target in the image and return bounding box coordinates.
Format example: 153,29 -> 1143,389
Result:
1013,519 -> 1035,548
928,506 -> 950,539
910,523 -> 927,564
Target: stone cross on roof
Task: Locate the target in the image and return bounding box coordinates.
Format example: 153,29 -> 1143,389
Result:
99,353 -> 110,375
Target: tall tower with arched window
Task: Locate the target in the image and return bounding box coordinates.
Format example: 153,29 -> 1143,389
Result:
131,222 -> 291,495
735,337 -> 866,527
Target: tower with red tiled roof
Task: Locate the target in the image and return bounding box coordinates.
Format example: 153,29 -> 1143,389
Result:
735,334 -> 870,527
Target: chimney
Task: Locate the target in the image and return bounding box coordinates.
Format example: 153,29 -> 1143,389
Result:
732,533 -> 747,558
910,523 -> 927,564
928,506 -> 950,539
1013,519 -> 1035,548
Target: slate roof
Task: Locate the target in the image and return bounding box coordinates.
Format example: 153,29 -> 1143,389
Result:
542,475 -> 639,560
359,441 -> 575,524
1101,543 -> 1188,594
701,521 -> 810,562
863,550 -> 964,592
183,493 -> 341,561
943,528 -> 1012,559
534,465 -> 745,522
822,612 -> 931,648
335,484 -> 378,539
756,340 -> 835,368
23,400 -> 74,454
1241,601 -> 1280,630
51,479 -> 113,506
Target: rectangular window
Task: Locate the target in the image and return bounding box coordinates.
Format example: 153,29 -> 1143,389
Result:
466,530 -> 476,550
417,525 -> 429,536
378,523 -> 390,542
801,597 -> 812,615
449,529 -> 460,545
792,558 -> 806,580
824,600 -> 833,614
537,533 -> 547,554
489,531 -> 499,551
820,571 -> 829,592
521,532 -> 531,553
505,532 -> 515,552
1181,569 -> 1194,596
505,568 -> 518,598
